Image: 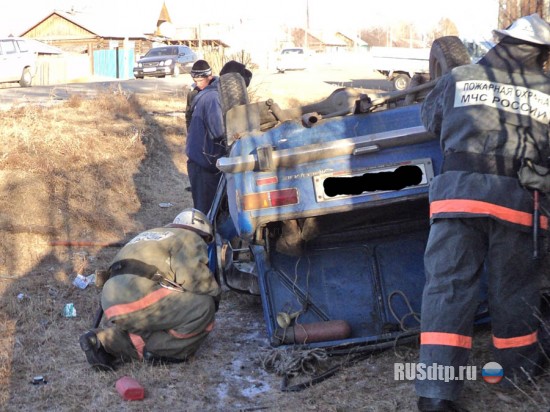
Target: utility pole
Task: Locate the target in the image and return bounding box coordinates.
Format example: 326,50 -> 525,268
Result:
304,0 -> 310,50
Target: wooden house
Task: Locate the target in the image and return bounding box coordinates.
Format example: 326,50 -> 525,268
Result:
288,28 -> 348,53
16,2 -> 182,81
335,31 -> 369,51
19,9 -> 151,56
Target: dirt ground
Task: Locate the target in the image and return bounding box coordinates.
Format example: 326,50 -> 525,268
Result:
1,64 -> 550,412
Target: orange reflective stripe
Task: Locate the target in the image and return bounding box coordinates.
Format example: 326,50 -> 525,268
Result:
168,321 -> 215,339
104,288 -> 173,320
493,331 -> 537,349
421,332 -> 472,349
205,321 -> 215,333
430,199 -> 548,229
129,333 -> 146,359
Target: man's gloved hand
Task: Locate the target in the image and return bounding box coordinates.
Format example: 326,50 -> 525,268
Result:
518,159 -> 550,192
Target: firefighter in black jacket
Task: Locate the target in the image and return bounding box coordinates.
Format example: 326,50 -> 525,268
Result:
79,208 -> 221,370
416,14 -> 550,411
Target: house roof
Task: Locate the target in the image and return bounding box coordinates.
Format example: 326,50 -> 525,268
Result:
336,31 -> 369,46
292,28 -> 348,47
19,8 -> 161,39
317,32 -> 348,47
169,25 -> 231,48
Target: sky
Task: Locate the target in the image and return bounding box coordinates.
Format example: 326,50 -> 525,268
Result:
0,0 -> 500,41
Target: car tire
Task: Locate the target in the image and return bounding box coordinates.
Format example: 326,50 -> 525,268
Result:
429,36 -> 471,80
218,72 -> 249,117
135,76 -> 144,80
218,72 -> 250,147
19,67 -> 32,87
392,73 -> 411,91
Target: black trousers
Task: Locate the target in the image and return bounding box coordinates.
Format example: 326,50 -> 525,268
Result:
416,218 -> 542,401
187,160 -> 222,215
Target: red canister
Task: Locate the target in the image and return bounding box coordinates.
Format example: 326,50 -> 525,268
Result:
116,376 -> 144,401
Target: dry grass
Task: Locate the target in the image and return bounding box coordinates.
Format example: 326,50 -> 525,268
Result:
0,82 -> 549,412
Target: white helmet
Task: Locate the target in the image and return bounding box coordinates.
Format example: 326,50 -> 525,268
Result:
171,208 -> 213,241
493,13 -> 550,46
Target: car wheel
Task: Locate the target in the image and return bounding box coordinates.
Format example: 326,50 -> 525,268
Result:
19,67 -> 32,87
429,36 -> 471,80
172,65 -> 180,78
218,72 -> 250,147
393,73 -> 411,91
135,76 -> 144,80
218,72 -> 249,116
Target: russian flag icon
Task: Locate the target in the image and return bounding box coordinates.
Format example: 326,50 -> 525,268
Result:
481,362 -> 504,384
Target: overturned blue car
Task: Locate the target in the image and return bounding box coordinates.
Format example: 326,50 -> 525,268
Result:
207,37 -> 549,355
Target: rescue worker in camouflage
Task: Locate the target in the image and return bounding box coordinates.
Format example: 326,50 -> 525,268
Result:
79,208 -> 221,370
416,14 -> 550,412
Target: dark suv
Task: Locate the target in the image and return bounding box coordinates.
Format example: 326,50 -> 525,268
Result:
133,45 -> 197,79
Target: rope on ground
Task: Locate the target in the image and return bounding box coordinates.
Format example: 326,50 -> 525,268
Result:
259,346 -> 374,392
260,347 -> 328,378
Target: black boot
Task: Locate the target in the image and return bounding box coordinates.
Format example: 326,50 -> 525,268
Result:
143,350 -> 187,365
79,330 -> 115,371
417,397 -> 468,412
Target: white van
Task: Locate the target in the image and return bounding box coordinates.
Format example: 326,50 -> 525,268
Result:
0,37 -> 37,87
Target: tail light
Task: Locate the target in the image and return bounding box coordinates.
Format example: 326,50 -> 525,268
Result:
242,188 -> 299,210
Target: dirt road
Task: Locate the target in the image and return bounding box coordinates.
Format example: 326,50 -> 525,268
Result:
0,62 -> 393,111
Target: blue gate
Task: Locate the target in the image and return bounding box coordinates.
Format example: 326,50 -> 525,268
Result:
93,48 -> 134,79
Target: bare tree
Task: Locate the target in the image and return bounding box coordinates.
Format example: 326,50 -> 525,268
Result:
393,22 -> 423,47
498,0 -> 547,29
360,27 -> 388,47
431,17 -> 459,39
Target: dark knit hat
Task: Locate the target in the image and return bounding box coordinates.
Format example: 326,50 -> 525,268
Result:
191,60 -> 212,77
220,60 -> 252,87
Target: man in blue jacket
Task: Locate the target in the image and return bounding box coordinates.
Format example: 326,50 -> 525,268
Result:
185,60 -> 252,214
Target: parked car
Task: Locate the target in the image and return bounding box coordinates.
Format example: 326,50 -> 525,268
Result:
133,45 -> 197,79
0,37 -> 37,87
370,46 -> 432,91
276,47 -> 307,73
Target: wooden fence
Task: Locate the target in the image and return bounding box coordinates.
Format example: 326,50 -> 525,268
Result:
33,54 -> 91,86
33,49 -> 135,86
